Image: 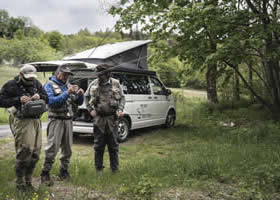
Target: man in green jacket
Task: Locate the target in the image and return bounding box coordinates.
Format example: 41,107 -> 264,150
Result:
86,64 -> 125,173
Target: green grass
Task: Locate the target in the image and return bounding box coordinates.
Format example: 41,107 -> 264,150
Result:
1,68 -> 280,199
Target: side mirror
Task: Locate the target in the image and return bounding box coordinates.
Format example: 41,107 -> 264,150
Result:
165,89 -> 171,96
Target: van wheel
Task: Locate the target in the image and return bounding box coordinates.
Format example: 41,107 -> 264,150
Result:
164,110 -> 176,128
118,118 -> 129,142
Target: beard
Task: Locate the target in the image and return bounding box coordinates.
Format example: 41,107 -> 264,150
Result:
21,76 -> 34,86
99,74 -> 110,84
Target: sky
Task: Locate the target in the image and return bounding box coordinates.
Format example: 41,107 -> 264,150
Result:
0,0 -> 119,35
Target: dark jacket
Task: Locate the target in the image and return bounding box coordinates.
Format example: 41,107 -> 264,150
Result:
0,76 -> 48,109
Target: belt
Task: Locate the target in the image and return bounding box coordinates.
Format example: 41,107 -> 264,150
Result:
97,112 -> 116,117
50,116 -> 72,120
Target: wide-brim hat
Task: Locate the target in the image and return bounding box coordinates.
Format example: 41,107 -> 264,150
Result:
96,64 -> 112,76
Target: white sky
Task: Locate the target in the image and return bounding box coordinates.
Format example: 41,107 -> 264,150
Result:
0,0 -> 119,34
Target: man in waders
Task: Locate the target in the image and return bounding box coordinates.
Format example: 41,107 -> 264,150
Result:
85,64 -> 125,174
40,65 -> 84,185
0,64 -> 48,192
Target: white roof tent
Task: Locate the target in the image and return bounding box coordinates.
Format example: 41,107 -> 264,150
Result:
63,40 -> 152,70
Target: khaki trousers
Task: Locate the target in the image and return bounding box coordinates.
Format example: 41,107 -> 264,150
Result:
14,118 -> 42,185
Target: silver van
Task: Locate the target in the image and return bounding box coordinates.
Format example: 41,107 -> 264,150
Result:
30,61 -> 176,142
71,66 -> 176,142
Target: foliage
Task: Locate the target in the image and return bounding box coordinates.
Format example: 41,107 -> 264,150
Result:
132,175 -> 160,200
44,31 -> 63,51
60,31 -> 122,56
110,0 -> 280,110
0,37 -> 58,64
0,9 -> 28,39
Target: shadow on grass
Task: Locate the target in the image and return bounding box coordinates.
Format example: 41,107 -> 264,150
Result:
73,134 -> 94,145
73,125 -> 183,145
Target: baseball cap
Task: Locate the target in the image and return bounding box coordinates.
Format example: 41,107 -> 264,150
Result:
20,64 -> 38,79
57,65 -> 74,75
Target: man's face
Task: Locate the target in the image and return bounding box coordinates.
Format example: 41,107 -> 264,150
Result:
98,73 -> 110,83
57,72 -> 69,83
20,73 -> 35,85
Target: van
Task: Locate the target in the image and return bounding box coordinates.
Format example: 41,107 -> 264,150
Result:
30,61 -> 176,142
71,66 -> 176,142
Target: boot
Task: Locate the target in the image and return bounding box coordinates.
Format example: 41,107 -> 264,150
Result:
25,161 -> 36,191
40,170 -> 54,186
16,176 -> 25,192
109,149 -> 119,172
15,162 -> 26,192
58,168 -> 71,180
25,176 -> 35,192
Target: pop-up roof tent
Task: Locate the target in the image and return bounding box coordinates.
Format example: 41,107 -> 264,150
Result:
63,40 -> 152,70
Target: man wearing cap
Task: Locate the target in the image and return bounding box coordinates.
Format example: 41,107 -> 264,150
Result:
40,64 -> 84,185
85,63 -> 125,174
0,64 -> 48,191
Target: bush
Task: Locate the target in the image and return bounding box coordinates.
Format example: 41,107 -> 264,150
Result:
0,37 -> 58,65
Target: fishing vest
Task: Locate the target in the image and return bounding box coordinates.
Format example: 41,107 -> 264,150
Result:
89,78 -> 122,117
47,80 -> 73,119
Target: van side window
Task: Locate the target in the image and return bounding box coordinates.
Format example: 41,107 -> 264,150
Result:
114,74 -> 151,95
150,77 -> 165,95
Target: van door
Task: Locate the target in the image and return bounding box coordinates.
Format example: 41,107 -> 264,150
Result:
115,73 -> 154,129
149,76 -> 170,124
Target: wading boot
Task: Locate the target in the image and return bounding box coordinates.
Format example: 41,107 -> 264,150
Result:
25,176 -> 35,192
58,168 -> 71,181
16,177 -> 26,193
40,170 -> 54,186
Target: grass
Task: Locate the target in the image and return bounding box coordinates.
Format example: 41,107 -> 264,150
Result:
0,67 -> 280,199
0,92 -> 280,199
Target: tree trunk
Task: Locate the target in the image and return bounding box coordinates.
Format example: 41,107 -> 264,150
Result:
248,62 -> 254,102
206,64 -> 218,104
263,34 -> 280,109
234,65 -> 240,101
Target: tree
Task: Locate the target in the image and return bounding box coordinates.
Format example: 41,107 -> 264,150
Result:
0,9 -> 27,39
45,31 -> 63,51
110,0 -> 229,104
0,37 -> 57,64
0,10 -> 10,38
110,0 -> 280,110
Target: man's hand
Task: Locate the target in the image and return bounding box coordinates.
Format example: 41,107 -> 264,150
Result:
20,96 -> 31,104
90,110 -> 97,118
72,85 -> 79,93
68,86 -> 75,94
117,111 -> 124,118
31,93 -> 40,100
77,88 -> 84,95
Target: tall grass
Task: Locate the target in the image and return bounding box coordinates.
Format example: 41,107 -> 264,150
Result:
0,81 -> 280,199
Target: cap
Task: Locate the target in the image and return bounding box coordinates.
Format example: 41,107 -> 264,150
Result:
20,64 -> 37,79
57,65 -> 73,75
96,64 -> 112,73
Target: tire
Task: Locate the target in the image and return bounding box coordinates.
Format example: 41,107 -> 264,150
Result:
164,110 -> 176,128
118,117 -> 130,142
